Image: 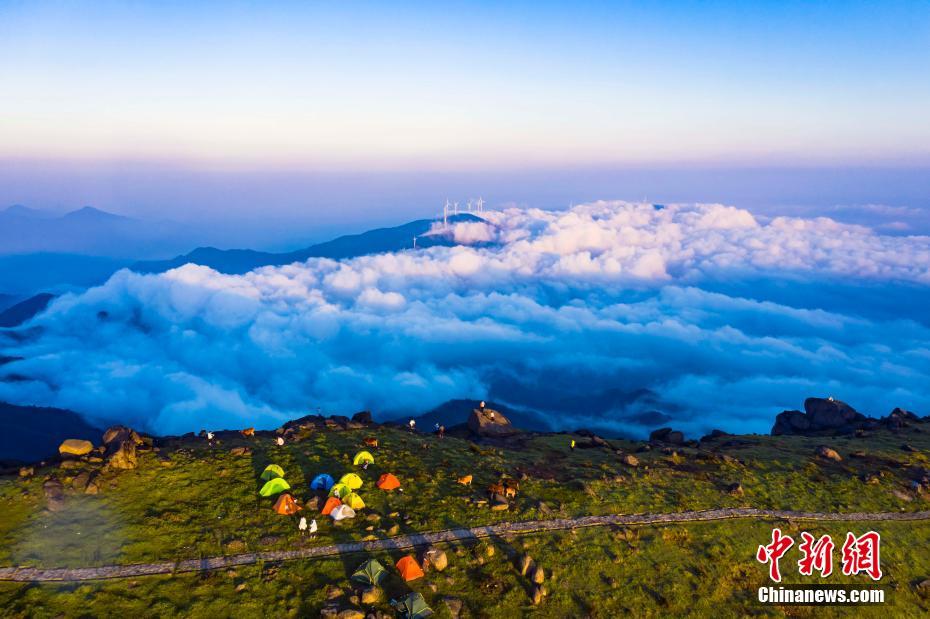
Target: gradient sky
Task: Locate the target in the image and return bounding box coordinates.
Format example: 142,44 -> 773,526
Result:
3,0 -> 929,167
1,1 -> 929,230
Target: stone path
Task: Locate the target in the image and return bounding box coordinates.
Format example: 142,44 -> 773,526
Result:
2,508 -> 929,582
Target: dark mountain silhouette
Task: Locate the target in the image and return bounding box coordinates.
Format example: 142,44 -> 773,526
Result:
132,213 -> 485,275
0,401 -> 103,464
411,399 -> 547,432
0,293 -> 55,327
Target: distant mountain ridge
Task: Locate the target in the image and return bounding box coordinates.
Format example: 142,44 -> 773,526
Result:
132,213 -> 485,275
0,204 -> 192,259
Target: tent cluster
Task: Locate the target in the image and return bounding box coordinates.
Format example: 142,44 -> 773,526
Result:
258,463 -> 302,516
308,450 -> 403,522
351,558 -> 433,618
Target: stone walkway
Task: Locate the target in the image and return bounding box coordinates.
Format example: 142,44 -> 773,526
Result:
2,508 -> 929,582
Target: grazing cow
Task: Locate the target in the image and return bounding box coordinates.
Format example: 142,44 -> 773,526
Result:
457,474 -> 473,486
503,486 -> 517,498
241,427 -> 255,437
488,483 -> 506,496
363,437 -> 379,449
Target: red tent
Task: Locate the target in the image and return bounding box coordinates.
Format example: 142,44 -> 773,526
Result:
396,555 -> 424,581
377,473 -> 401,491
272,493 -> 302,515
321,496 -> 342,515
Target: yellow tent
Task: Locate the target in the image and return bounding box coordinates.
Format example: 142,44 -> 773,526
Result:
260,464 -> 285,481
339,473 -> 363,490
342,492 -> 365,510
353,451 -> 375,466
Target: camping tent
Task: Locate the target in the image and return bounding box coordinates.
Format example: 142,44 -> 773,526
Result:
392,592 -> 433,618
310,473 -> 334,491
351,558 -> 387,586
353,450 -> 375,466
395,555 -> 424,582
260,464 -> 285,481
259,477 -> 291,497
377,473 -> 401,491
330,504 -> 356,521
329,482 -> 351,498
321,496 -> 342,515
342,492 -> 365,510
339,473 -> 363,490
272,493 -> 301,515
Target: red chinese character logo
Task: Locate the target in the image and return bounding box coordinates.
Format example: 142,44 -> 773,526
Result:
757,527 -> 795,582
798,532 -> 834,577
841,531 -> 882,580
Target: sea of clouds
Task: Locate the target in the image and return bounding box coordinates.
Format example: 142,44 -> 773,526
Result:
1,201 -> 929,437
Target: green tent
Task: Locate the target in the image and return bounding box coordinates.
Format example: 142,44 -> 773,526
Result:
259,477 -> 291,497
260,464 -> 285,481
392,592 -> 433,618
329,482 -> 352,498
351,558 -> 387,586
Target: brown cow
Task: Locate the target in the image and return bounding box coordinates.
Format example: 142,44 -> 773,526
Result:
457,474 -> 473,486
240,427 -> 255,437
363,437 -> 379,449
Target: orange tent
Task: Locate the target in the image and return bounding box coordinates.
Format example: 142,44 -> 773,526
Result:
377,473 -> 401,491
395,555 -> 424,582
272,493 -> 302,515
321,496 -> 342,516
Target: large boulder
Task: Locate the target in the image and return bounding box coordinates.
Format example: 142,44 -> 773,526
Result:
649,427 -> 684,445
59,439 -> 94,457
772,398 -> 869,435
804,398 -> 865,429
467,407 -> 519,437
102,425 -> 144,470
103,425 -> 143,447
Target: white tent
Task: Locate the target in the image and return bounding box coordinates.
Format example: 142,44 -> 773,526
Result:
330,504 -> 356,521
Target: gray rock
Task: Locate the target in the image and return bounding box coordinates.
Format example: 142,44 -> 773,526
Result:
467,407 -> 520,437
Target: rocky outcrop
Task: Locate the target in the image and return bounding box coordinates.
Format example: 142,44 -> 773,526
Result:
772,398 -> 925,436
351,411 -> 373,425
649,427 -> 684,445
102,425 -> 144,470
467,407 -> 519,438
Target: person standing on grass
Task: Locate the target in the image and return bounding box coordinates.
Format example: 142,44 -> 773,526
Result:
409,419 -> 416,432
298,516 -> 308,535
438,425 -> 445,439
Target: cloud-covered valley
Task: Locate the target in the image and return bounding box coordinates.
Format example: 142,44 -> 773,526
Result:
1,201 -> 929,437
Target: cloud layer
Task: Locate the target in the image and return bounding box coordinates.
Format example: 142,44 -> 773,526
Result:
2,201 -> 929,437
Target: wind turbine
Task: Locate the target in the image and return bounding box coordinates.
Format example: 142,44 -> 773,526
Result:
476,197 -> 484,213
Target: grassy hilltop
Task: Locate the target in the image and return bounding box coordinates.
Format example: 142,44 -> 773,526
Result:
1,414 -> 929,617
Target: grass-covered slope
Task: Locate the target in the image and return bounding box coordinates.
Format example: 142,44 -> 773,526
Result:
1,421 -> 929,617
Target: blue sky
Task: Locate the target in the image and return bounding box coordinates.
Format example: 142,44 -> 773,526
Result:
1,1 -> 928,226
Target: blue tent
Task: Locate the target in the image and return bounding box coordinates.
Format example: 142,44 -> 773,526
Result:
310,473 -> 335,491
